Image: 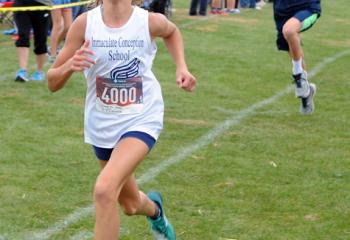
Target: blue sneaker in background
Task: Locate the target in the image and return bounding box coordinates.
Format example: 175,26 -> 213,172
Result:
15,69 -> 29,82
30,71 -> 44,81
147,192 -> 176,240
2,28 -> 17,35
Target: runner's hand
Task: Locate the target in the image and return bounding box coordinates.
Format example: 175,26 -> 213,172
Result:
176,68 -> 196,92
71,40 -> 96,72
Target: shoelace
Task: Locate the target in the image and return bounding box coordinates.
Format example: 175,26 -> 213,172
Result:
154,218 -> 168,233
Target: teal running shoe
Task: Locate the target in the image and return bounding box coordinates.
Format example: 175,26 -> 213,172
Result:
15,69 -> 29,82
147,192 -> 176,240
30,71 -> 45,81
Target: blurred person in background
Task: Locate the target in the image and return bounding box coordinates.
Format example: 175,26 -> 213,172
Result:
71,0 -> 87,19
14,0 -> 52,82
227,0 -> 240,14
210,0 -> 223,14
189,0 -> 208,16
49,0 -> 72,63
240,0 -> 260,10
210,0 -> 239,14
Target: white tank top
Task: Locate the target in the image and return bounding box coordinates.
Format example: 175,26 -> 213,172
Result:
84,5 -> 164,148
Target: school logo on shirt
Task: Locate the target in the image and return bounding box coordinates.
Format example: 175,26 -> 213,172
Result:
95,58 -> 144,114
110,58 -> 140,81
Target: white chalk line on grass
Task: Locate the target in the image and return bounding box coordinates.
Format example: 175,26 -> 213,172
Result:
69,230 -> 94,240
22,48 -> 350,240
213,106 -> 291,115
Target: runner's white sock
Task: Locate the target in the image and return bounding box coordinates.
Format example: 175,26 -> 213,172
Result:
292,58 -> 303,75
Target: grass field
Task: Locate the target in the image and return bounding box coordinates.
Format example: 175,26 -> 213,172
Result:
0,1 -> 349,239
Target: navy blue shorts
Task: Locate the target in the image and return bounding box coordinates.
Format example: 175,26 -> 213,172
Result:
92,131 -> 156,161
274,9 -> 320,51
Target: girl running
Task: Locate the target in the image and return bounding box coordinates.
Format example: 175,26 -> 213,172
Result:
47,0 -> 196,239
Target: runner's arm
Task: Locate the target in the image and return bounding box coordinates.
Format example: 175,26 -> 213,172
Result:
149,13 -> 196,92
47,13 -> 95,92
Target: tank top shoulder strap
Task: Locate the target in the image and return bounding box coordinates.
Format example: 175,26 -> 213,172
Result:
85,5 -> 101,40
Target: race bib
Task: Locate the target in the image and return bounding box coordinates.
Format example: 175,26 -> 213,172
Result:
95,76 -> 144,114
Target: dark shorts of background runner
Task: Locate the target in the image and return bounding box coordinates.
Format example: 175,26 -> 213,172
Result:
92,131 -> 156,161
274,9 -> 320,51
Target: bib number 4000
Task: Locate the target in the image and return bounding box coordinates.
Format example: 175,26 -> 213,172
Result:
101,87 -> 137,105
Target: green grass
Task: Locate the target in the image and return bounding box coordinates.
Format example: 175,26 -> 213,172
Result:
1,1 -> 350,239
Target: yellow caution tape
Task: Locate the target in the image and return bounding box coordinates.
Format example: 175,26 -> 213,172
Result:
0,0 -> 93,12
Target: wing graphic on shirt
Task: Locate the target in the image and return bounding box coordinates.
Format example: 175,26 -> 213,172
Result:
110,58 -> 141,80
